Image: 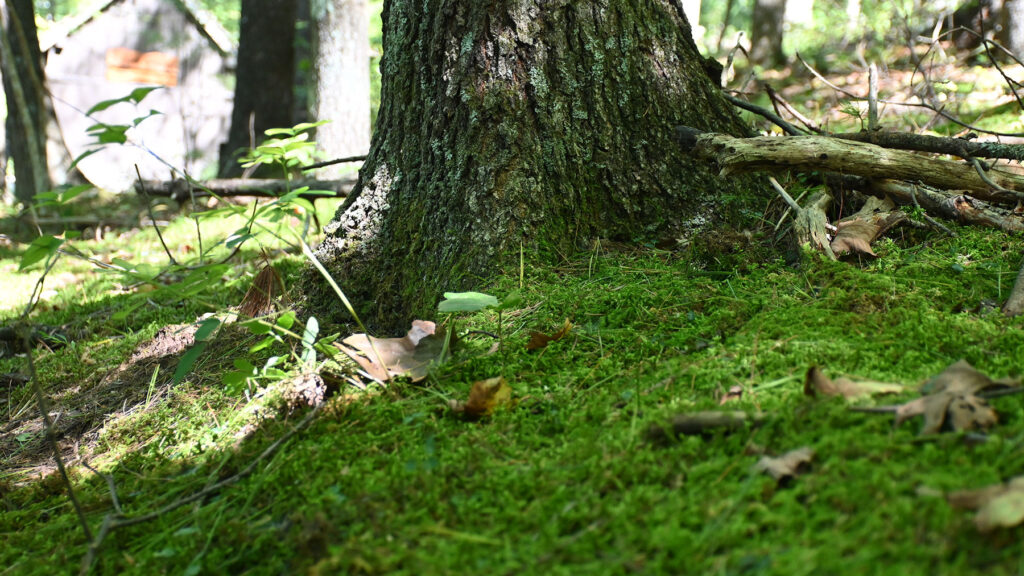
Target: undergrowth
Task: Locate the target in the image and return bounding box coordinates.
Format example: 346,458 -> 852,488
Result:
2,214 -> 1023,574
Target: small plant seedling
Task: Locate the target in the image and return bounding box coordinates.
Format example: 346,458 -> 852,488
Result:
437,291 -> 522,357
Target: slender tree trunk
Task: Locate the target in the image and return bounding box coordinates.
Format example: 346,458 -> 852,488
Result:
750,0 -> 787,66
998,0 -> 1024,55
1,0 -> 50,205
219,0 -> 298,177
306,0 -> 766,330
311,0 -> 370,179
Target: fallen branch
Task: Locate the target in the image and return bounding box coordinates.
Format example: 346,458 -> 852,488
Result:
134,175 -> 358,203
675,127 -> 1024,205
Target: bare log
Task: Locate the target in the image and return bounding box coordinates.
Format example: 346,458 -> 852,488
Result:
676,128 -> 1024,205
134,175 -> 358,203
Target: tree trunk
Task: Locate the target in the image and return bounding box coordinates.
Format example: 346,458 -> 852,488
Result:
311,0 -> 371,179
1,0 -> 50,205
750,0 -> 787,66
998,0 -> 1024,55
308,0 -> 765,331
219,0 -> 298,177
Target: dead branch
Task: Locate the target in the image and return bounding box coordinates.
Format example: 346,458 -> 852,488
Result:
675,127 -> 1024,205
832,131 -> 1024,162
134,175 -> 358,203
866,179 -> 1024,233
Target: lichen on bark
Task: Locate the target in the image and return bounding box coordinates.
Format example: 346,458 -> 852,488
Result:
303,0 -> 766,332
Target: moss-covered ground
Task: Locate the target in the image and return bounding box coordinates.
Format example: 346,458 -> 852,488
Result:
1,194 -> 1023,575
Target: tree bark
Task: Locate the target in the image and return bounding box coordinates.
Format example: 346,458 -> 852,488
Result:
219,0 -> 298,178
306,0 -> 766,331
311,0 -> 371,179
1,0 -> 50,205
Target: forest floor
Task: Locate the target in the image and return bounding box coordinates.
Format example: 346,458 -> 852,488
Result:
3,57 -> 1024,574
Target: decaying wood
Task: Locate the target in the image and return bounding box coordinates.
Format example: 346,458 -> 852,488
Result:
833,130 -> 1024,162
676,128 -> 1024,205
135,175 -> 358,203
793,190 -> 835,258
867,179 -> 1024,233
830,196 -> 907,257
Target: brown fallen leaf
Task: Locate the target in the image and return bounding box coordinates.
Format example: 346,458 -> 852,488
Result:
450,377 -> 512,418
526,319 -> 573,351
336,320 -> 452,383
753,446 -> 815,482
948,476 -> 1024,532
719,385 -> 744,405
804,366 -> 904,400
893,360 -> 1016,435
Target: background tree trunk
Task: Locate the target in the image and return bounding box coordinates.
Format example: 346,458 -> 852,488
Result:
997,0 -> 1024,55
1,0 -> 50,205
311,0 -> 371,179
750,0 -> 787,66
308,0 -> 766,330
219,0 -> 298,177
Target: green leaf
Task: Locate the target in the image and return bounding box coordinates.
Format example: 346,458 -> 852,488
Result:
19,235 -> 64,270
194,318 -> 221,341
233,359 -> 257,373
242,319 -> 272,335
59,184 -> 92,203
301,316 -> 319,366
249,335 -> 276,353
222,371 -> 249,390
293,120 -> 329,132
438,291 -> 499,313
173,342 -> 208,385
69,148 -> 102,170
129,86 -> 162,104
276,311 -> 296,330
132,110 -> 163,127
499,291 -> 523,310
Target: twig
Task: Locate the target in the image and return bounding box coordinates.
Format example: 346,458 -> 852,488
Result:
82,462 -> 122,514
795,52 -> 1024,138
301,154 -> 368,171
765,85 -> 820,133
722,92 -> 804,136
909,184 -> 955,236
16,254 -> 93,542
134,165 -> 177,266
79,405 -> 322,575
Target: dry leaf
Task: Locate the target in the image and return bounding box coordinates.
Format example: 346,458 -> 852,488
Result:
948,477 -> 1024,532
336,320 -> 451,383
893,360 -> 1016,435
450,377 -> 511,418
526,319 -> 573,351
830,219 -> 878,257
804,366 -> 903,400
719,385 -> 744,405
753,446 -> 815,482
238,260 -> 284,318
